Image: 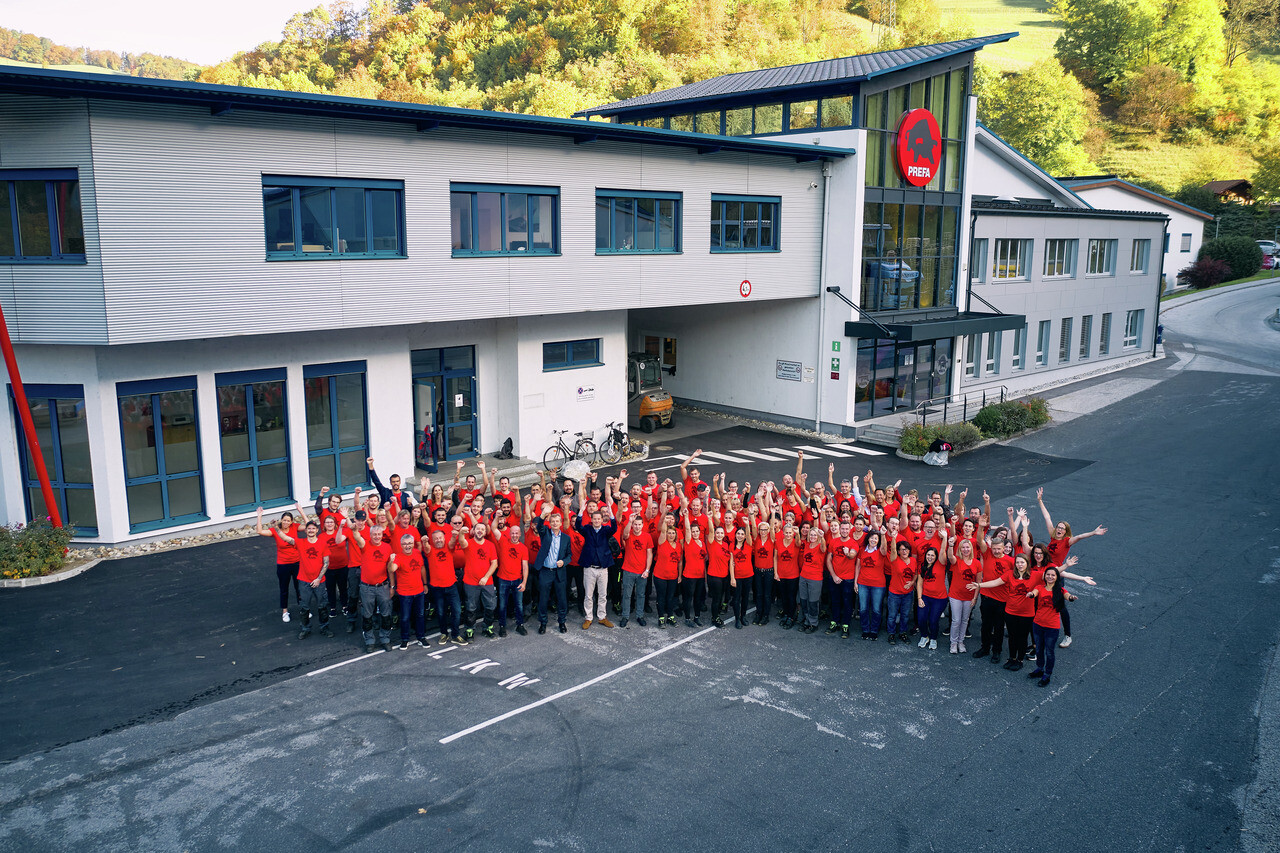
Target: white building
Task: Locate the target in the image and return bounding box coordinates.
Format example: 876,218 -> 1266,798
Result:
2,35 -> 1045,544
1057,175 -> 1213,289
961,126 -> 1166,397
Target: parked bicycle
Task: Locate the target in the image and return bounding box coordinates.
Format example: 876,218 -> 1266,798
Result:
543,429 -> 597,471
596,420 -> 631,465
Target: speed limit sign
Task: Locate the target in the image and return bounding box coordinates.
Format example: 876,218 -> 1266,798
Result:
740,279 -> 752,298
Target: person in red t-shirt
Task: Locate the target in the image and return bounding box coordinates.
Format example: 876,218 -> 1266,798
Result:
826,520 -> 859,638
796,526 -> 828,633
256,507 -> 302,624
915,537 -> 949,651
651,519 -> 682,627
729,525 -> 753,629
885,537 -> 917,644
680,494 -> 709,628
774,522 -> 802,628
1036,487 -> 1106,649
391,533 -> 427,648
854,529 -> 890,640
458,522 -> 498,639
706,526 -> 733,628
1025,565 -> 1092,687
290,519 -> 333,640
351,524 -> 395,652
422,528 -> 465,644
620,515 -> 654,627
946,537 -> 982,654
495,525 -> 529,636
319,514 -> 349,624
973,532 -> 1015,663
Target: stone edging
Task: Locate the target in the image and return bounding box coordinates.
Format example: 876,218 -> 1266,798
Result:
0,558 -> 102,589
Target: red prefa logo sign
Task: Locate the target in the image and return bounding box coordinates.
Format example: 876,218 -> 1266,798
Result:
895,108 -> 942,187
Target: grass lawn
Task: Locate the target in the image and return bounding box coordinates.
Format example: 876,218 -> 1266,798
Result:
937,0 -> 1060,71
1162,271 -> 1280,301
1099,130 -> 1259,193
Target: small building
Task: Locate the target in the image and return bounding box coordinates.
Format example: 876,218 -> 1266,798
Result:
1200,179 -> 1253,204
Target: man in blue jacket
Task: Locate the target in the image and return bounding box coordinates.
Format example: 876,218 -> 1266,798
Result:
576,476 -> 617,630
533,507 -> 571,634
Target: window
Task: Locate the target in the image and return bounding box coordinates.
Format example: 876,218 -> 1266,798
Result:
1036,320 -> 1051,366
1086,239 -> 1116,275
1044,239 -> 1077,277
217,369 -> 291,513
819,96 -> 853,128
1099,312 -> 1112,355
1130,239 -> 1150,274
861,201 -> 960,311
711,195 -> 780,252
754,104 -> 783,134
1180,233 -> 1192,252
304,361 -> 368,495
725,107 -> 752,136
1059,317 -> 1073,363
1079,315 -> 1092,360
992,239 -> 1031,280
1164,233 -> 1170,253
118,377 -> 206,533
1124,309 -> 1144,348
543,338 -> 602,371
964,334 -> 978,378
450,184 -> 559,256
788,100 -> 818,130
595,192 -> 681,253
0,169 -> 85,262
970,238 -> 988,283
11,384 -> 96,535
1012,324 -> 1027,370
263,176 -> 404,259
984,332 -> 1001,375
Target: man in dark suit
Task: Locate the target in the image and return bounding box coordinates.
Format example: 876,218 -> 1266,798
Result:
534,507 -> 571,633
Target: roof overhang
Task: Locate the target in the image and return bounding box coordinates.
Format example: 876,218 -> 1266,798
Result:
845,311 -> 1027,341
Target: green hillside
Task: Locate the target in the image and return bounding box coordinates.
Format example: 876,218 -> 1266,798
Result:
937,0 -> 1060,71
0,56 -> 129,75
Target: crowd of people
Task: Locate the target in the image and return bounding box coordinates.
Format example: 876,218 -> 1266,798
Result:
258,451 -> 1107,688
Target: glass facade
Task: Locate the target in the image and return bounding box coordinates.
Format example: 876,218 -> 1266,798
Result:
12,385 -> 96,535
304,362 -> 368,495
118,378 -> 206,532
217,370 -> 291,513
854,338 -> 952,420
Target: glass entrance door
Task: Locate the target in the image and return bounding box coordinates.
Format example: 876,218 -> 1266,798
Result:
411,346 -> 478,465
444,374 -> 477,459
855,338 -> 954,421
413,378 -> 440,471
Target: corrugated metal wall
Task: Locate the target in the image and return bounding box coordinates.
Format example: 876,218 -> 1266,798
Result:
0,95 -> 107,344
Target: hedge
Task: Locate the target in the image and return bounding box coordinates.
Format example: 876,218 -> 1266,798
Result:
899,421 -> 982,456
899,398 -> 1050,454
1198,236 -> 1263,281
0,518 -> 74,580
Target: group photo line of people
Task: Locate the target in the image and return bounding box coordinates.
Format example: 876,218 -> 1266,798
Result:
259,450 -> 1107,688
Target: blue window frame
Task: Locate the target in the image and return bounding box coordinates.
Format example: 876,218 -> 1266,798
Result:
117,376 -> 207,533
303,361 -> 368,496
543,339 -> 602,371
595,191 -> 681,253
0,169 -> 86,263
262,175 -> 405,260
10,383 -> 97,536
216,369 -> 292,513
450,183 -> 559,256
711,194 -> 780,252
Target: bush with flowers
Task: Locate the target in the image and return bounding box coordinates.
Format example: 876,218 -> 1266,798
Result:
0,517 -> 74,580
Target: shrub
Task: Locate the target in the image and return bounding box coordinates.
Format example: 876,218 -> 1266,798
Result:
972,399 -> 1051,439
940,421 -> 982,450
898,421 -> 982,455
0,518 -> 74,580
1198,235 -> 1263,280
1179,257 -> 1231,289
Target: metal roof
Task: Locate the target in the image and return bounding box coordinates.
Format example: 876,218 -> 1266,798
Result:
0,65 -> 853,163
1056,175 -> 1214,221
575,33 -> 1017,118
972,200 -> 1169,221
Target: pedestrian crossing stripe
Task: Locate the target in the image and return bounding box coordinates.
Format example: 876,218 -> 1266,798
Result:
698,450 -> 756,464
794,445 -> 855,458
825,442 -> 886,457
732,449 -> 790,462
761,448 -> 801,457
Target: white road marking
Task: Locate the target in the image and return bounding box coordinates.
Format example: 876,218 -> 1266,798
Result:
307,630 -> 446,675
826,442 -> 886,457
699,450 -> 755,464
761,448 -> 801,457
732,449 -> 789,462
794,445 -> 856,458
439,625 -> 718,744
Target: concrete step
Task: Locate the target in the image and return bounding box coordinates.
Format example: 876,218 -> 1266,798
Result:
857,424 -> 903,449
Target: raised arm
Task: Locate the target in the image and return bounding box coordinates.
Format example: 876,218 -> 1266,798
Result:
255,506 -> 274,538
794,449 -> 805,485
679,449 -> 701,484
827,462 -> 837,496
1069,525 -> 1108,547
1036,487 -> 1055,538
1057,555 -> 1097,585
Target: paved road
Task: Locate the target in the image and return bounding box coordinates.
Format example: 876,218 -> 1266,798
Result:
1,285 -> 1278,852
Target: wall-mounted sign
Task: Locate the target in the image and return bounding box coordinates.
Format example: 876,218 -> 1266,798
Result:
577,385 -> 595,402
896,108 -> 942,187
776,360 -> 802,381
740,279 -> 752,298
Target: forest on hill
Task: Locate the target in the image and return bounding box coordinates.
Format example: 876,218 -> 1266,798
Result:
0,26 -> 201,79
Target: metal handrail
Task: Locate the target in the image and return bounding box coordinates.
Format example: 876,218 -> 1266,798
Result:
913,385 -> 1009,427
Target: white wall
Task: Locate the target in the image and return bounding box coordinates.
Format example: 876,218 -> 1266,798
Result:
1070,184 -> 1208,286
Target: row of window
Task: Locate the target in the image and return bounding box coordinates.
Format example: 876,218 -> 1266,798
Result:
963,310 -> 1144,379
613,95 -> 855,136
971,237 -> 1153,282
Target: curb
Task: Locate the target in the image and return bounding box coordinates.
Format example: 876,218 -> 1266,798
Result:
1,558 -> 102,588
1161,276 -> 1280,312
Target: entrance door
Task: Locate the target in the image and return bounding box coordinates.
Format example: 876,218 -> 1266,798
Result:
413,378 -> 439,471
444,374 -> 477,459
410,346 -> 478,465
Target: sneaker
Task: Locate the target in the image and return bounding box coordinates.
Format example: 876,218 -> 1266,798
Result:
964,630 -> 972,639
516,624 -> 528,636
928,639 -> 938,650
658,617 -> 667,629
887,633 -> 896,645
1008,660 -> 1024,671
1059,636 -> 1073,648
328,606 -> 338,618
636,617 -> 647,627
438,634 -> 449,646
1002,659 -> 1017,670
381,642 -> 392,652
620,618 -> 629,629
900,633 -> 911,643
1027,669 -> 1044,679
498,626 -> 507,638
841,628 -> 851,640
346,622 -> 355,634
417,638 -> 429,647
452,634 -> 470,646
1038,677 -> 1051,687
918,636 -> 929,649
692,617 -> 703,627
713,617 -> 724,628
949,643 -> 958,654
282,610 -> 291,623
734,619 -> 743,629
558,623 -> 567,633
599,618 -> 615,628
826,622 -> 839,635
483,626 -> 495,638
991,652 -> 1002,664
465,627 -> 475,640
320,625 -> 334,638
297,629 -> 311,640
869,632 -> 877,641
1028,652 -> 1037,662
363,644 -> 374,654
973,647 -> 990,659
958,643 -> 967,654
537,623 -> 547,635
685,618 -> 695,628
398,641 -> 409,650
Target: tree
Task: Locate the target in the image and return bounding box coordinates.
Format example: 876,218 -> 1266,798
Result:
1053,0 -> 1163,90
979,58 -> 1094,175
1156,0 -> 1226,94
1115,65 -> 1193,132
1224,0 -> 1280,66
1251,141 -> 1280,202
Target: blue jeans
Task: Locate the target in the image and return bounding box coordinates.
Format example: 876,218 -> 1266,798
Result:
918,595 -> 947,640
620,571 -> 646,620
887,591 -> 913,634
431,584 -> 462,639
1032,623 -> 1059,676
497,578 -> 525,627
398,592 -> 425,642
858,583 -> 886,635
832,578 -> 857,627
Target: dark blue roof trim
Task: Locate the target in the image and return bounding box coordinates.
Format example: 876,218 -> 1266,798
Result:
0,65 -> 853,162
575,33 -> 1016,117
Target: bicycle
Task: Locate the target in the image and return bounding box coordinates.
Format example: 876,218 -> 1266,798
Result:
596,420 -> 631,465
543,429 -> 597,471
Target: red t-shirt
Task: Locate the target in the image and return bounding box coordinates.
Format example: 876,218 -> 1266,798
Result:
389,525 -> 420,550
1002,569 -> 1045,618
752,537 -> 775,570
949,557 -> 980,600
1047,537 -> 1071,567
888,555 -> 917,595
856,547 -> 887,587
731,543 -> 753,579
345,524 -> 366,566
622,533 -> 653,575
775,540 -> 801,579
296,536 -> 327,584
360,542 -> 394,585
425,546 -> 456,588
271,525 -> 300,564
917,560 -> 947,599
395,550 -> 426,596
1032,584 -> 1062,629
653,541 -> 681,580
981,553 -> 1014,603
915,533 -> 944,563
799,542 -> 826,581
495,540 -> 529,582
323,531 -> 348,570
458,487 -> 485,506
568,528 -> 585,565
707,541 -> 732,578
463,539 -> 497,586
830,536 -> 859,580
682,538 -> 708,579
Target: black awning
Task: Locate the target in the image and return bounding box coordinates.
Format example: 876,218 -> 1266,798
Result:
845,311 -> 1026,341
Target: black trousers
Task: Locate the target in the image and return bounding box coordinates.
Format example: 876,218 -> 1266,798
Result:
654,577 -> 678,617
777,577 -> 799,619
754,572 -> 774,621
1005,613 -> 1033,661
732,576 -> 752,620
325,564 -> 348,613
707,576 -> 726,619
683,577 -> 707,618
537,567 -> 568,625
980,596 -> 1006,654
